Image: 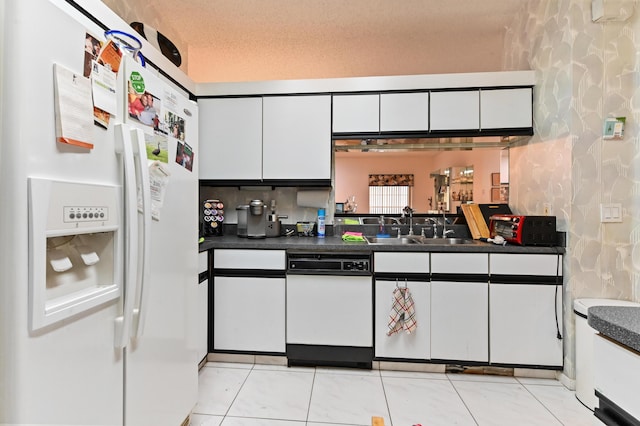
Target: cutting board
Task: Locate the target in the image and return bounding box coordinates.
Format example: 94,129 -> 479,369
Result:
461,204 -> 490,239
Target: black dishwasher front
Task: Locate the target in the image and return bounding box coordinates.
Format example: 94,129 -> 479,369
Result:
286,252 -> 373,369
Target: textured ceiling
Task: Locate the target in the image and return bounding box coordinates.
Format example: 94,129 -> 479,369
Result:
113,0 -> 529,82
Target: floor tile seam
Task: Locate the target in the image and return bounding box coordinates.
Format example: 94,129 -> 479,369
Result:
220,363 -> 256,419
204,362 -> 255,370
304,368 -> 318,424
515,377 -> 563,387
380,374 -> 451,382
220,414 -> 309,423
519,382 -> 566,425
445,374 -> 481,426
375,369 -> 394,426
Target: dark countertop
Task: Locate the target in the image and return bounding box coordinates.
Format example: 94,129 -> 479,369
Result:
588,306 -> 640,353
199,234 -> 565,254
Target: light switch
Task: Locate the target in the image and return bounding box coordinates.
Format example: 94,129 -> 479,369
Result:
600,203 -> 623,223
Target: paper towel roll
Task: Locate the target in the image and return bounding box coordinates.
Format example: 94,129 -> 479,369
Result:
296,189 -> 330,208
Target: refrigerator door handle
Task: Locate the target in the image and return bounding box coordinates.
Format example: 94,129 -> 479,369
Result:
130,128 -> 152,338
113,124 -> 139,349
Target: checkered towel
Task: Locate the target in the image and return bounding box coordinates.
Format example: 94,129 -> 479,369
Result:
387,287 -> 417,335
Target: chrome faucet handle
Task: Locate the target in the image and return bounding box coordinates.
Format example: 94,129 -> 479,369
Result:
391,226 -> 401,238
443,229 -> 455,237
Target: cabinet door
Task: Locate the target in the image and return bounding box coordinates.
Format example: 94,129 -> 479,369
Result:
262,95 -> 331,180
332,94 -> 380,133
198,97 -> 262,180
594,334 -> 640,420
197,278 -> 208,361
213,276 -> 285,353
430,280 -> 488,362
375,280 -> 430,359
480,88 -> 532,130
489,283 -> 562,367
380,92 -> 429,131
430,90 -> 480,131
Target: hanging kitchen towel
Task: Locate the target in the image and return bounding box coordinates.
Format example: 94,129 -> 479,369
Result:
387,286 -> 417,335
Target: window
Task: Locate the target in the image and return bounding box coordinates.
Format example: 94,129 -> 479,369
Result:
368,174 -> 414,214
369,185 -> 410,214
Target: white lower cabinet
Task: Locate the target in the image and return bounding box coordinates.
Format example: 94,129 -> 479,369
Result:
430,280 -> 489,362
213,276 -> 286,353
197,277 -> 209,361
594,334 -> 640,422
374,279 -> 430,359
197,251 -> 209,362
489,283 -> 563,367
212,249 -> 286,353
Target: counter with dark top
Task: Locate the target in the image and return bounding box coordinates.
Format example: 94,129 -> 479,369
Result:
588,306 -> 640,353
199,234 -> 566,255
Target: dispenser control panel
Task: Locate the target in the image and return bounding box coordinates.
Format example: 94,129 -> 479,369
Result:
64,206 -> 109,223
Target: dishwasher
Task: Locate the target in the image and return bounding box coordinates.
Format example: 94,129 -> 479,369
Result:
286,251 -> 373,369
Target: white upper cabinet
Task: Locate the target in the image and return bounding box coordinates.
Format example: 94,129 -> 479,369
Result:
332,94 -> 380,133
262,95 -> 332,180
480,88 -> 533,130
198,97 -> 262,180
380,92 -> 430,131
430,90 -> 480,131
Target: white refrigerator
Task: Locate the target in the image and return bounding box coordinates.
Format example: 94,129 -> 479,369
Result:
0,0 -> 199,424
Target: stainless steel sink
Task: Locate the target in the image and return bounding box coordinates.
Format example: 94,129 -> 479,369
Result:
360,217 -> 401,225
365,236 -> 418,245
365,235 -> 480,245
418,237 -> 477,245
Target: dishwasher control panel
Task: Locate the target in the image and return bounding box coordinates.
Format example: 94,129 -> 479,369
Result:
343,260 -> 369,271
287,252 -> 371,275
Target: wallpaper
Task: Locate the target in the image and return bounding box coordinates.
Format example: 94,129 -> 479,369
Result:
503,0 -> 640,382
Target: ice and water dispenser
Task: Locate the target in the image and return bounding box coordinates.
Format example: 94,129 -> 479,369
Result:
28,177 -> 122,331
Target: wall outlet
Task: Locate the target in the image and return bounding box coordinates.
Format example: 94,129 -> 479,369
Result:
543,203 -> 553,216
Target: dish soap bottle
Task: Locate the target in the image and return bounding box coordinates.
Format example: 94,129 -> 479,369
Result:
317,208 -> 326,238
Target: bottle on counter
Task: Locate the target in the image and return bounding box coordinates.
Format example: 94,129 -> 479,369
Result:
317,208 -> 326,238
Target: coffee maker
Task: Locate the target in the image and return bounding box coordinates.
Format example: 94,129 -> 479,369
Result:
236,199 -> 267,238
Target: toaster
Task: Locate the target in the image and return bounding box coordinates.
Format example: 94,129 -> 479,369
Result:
489,215 -> 557,246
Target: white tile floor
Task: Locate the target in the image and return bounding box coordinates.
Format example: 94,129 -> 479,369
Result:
192,362 -> 597,426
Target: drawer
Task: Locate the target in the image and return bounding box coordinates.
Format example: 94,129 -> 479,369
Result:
374,252 -> 429,274
490,253 -> 560,276
431,253 -> 488,274
213,249 -> 286,270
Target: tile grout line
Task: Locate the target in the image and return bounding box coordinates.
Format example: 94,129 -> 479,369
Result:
446,374 -> 481,426
304,367 -> 318,424
378,369 -> 394,426
221,362 -> 256,422
518,379 -> 566,426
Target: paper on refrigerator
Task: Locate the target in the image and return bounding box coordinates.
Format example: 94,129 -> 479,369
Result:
138,161 -> 171,221
53,63 -> 94,149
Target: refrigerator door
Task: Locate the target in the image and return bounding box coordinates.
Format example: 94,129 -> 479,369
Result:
1,0 -> 124,423
122,58 -> 199,425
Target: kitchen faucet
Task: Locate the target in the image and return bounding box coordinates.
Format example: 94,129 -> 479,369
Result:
440,207 -> 455,238
402,206 -> 414,236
